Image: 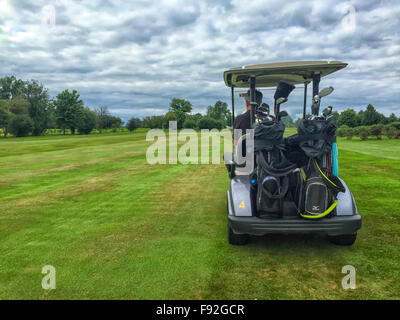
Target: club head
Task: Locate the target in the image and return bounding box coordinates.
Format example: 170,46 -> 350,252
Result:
322,107 -> 332,116
278,110 -> 288,118
312,95 -> 321,105
319,86 -> 334,98
276,97 -> 288,105
258,103 -> 270,114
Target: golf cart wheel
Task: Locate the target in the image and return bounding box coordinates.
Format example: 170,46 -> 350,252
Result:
328,233 -> 357,246
228,225 -> 249,246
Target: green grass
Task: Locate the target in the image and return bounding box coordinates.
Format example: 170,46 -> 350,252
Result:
0,131 -> 399,299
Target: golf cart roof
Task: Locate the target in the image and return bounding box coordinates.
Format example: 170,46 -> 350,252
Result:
224,61 -> 347,88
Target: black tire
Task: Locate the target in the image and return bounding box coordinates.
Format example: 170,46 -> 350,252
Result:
328,233 -> 357,246
228,225 -> 249,245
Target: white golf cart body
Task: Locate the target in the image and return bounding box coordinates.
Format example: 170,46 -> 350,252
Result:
224,61 -> 361,241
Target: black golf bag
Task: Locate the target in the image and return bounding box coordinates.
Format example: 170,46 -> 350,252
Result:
253,120 -> 297,216
286,119 -> 345,219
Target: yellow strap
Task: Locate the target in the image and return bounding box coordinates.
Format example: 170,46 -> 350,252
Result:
300,200 -> 338,219
300,168 -> 306,180
314,160 -> 338,188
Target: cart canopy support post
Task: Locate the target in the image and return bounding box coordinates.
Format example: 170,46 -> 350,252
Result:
249,76 -> 256,128
231,86 -> 235,126
312,73 -> 321,98
303,82 -> 308,119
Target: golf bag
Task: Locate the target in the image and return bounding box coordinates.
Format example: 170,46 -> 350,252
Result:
287,119 -> 345,219
253,120 -> 296,216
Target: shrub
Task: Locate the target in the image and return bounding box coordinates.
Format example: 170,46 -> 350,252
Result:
388,121 -> 400,130
183,119 -> 196,129
358,126 -> 369,141
384,125 -> 399,139
8,115 -> 34,137
345,127 -> 354,140
198,117 -> 224,130
336,125 -> 349,137
370,124 -> 384,140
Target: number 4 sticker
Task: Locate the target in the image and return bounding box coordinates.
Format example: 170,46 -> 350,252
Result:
239,201 -> 245,209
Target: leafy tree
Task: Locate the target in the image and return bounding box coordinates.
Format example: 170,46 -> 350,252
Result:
189,113 -> 203,124
163,111 -> 177,129
0,100 -> 12,137
387,113 -> 398,123
362,104 -> 381,126
169,98 -> 192,129
109,116 -> 123,131
77,107 -> 97,134
95,106 -> 110,133
7,97 -> 29,115
0,98 -> 30,136
143,115 -> 165,129
127,117 -> 142,131
0,76 -> 25,99
54,89 -> 84,134
206,101 -> 232,126
183,119 -> 196,129
337,109 -> 359,127
331,111 -> 340,124
24,80 -> 52,136
357,110 -> 364,125
8,115 -> 33,137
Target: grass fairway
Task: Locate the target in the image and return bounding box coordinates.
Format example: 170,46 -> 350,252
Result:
0,131 -> 399,299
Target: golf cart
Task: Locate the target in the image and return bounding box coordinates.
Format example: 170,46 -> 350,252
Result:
223,61 -> 361,246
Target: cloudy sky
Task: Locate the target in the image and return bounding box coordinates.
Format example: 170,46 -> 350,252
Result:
0,0 -> 399,121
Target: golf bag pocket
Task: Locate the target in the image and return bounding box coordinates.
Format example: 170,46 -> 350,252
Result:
256,174 -> 289,215
304,177 -> 330,215
298,160 -> 339,219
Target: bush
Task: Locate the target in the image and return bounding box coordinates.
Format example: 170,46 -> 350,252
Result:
370,124 -> 384,140
345,127 -> 354,140
388,121 -> 400,130
337,125 -> 354,140
8,115 -> 34,137
358,126 -> 369,141
183,119 -> 196,129
336,125 -> 350,137
384,124 -> 399,139
198,117 -> 224,130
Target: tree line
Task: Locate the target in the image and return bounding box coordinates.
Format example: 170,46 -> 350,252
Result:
1,75 -> 398,138
126,98 -> 233,132
0,76 -> 234,137
0,76 -> 123,137
332,104 -> 400,141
